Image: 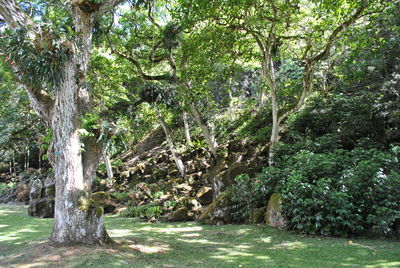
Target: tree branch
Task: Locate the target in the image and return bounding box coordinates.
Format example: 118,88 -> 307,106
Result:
278,66 -> 314,124
106,33 -> 175,82
310,0 -> 368,62
0,0 -> 35,29
278,1 -> 368,125
98,0 -> 126,15
3,56 -> 54,122
0,0 -> 54,123
147,1 -> 162,31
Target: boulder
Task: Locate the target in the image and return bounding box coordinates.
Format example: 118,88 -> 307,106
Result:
114,206 -> 128,214
198,191 -> 233,225
29,179 -> 43,200
0,186 -> 18,203
210,161 -> 250,199
45,184 -> 55,197
27,173 -> 56,218
177,197 -> 201,211
196,186 -> 213,205
43,175 -> 55,188
249,207 -> 267,224
92,191 -> 118,214
172,207 -> 190,221
43,176 -> 55,197
28,197 -> 54,218
16,184 -> 30,204
92,191 -> 109,203
265,193 -> 285,228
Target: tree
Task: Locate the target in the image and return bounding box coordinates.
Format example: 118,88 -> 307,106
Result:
0,60 -> 46,173
0,0 -> 124,245
179,0 -> 371,164
106,0 -> 238,158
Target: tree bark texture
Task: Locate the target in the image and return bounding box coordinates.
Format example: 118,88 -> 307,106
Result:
0,0 -> 120,245
49,6 -> 110,245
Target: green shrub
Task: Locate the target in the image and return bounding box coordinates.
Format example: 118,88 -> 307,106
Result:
235,107 -> 272,142
0,182 -> 15,194
120,203 -> 162,219
278,146 -> 400,237
190,139 -> 208,150
230,141 -> 400,237
228,168 -> 282,222
110,191 -> 129,202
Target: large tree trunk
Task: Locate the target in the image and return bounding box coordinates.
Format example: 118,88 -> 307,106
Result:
189,103 -> 218,158
50,62 -> 109,245
49,7 -> 109,245
0,0 -> 125,246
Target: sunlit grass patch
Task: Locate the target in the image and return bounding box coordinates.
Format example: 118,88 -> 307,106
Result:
0,205 -> 399,268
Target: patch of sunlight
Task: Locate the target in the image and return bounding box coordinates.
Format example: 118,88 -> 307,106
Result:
0,211 -> 19,216
352,242 -> 376,251
108,229 -> 135,237
215,247 -> 255,257
269,241 -> 306,250
235,229 -> 251,235
180,233 -> 201,237
366,262 -> 400,268
256,237 -> 272,243
16,228 -> 39,233
0,224 -> 8,228
255,255 -> 272,260
213,250 -> 254,258
234,244 -> 251,249
138,226 -> 203,233
128,243 -> 170,254
0,228 -> 41,242
23,262 -> 48,268
210,256 -> 235,263
177,238 -> 224,245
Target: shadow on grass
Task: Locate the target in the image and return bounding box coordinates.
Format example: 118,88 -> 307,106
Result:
1,205 -> 399,268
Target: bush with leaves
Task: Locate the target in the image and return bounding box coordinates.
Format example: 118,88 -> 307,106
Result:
120,203 -> 163,220
229,139 -> 400,237
0,182 -> 15,194
228,167 -> 282,223
277,145 -> 400,237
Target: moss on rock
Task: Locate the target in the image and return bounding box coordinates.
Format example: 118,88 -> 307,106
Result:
172,207 -> 189,221
94,205 -> 104,218
92,191 -> 109,203
249,207 -> 267,224
265,193 -> 285,228
176,197 -> 201,211
198,190 -> 233,225
45,184 -> 55,197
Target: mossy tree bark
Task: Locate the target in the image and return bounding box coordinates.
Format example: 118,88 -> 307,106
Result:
0,0 -> 123,245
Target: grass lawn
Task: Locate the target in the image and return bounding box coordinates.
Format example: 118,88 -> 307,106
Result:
0,204 -> 399,268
